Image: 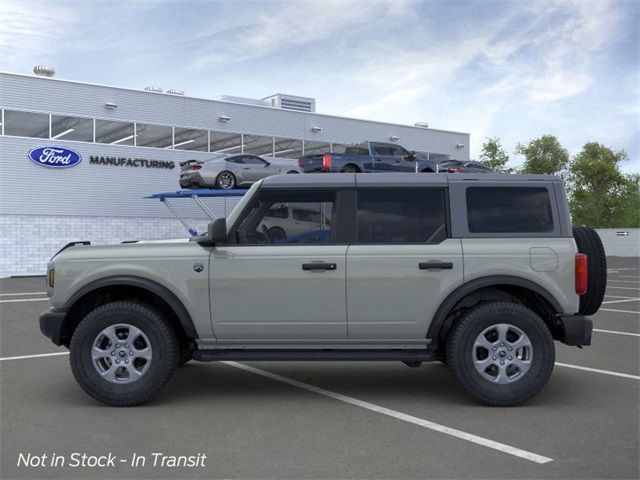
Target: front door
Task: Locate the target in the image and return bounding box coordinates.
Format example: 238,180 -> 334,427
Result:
346,188 -> 463,338
210,188 -> 348,339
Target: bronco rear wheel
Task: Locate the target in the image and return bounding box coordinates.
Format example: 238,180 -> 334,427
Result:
446,301 -> 555,406
70,301 -> 178,406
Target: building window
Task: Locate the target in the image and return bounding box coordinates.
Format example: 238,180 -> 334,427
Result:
210,131 -> 243,154
50,115 -> 93,142
136,123 -> 172,148
243,134 -> 274,156
273,137 -> 303,158
95,119 -> 135,145
173,127 -> 208,151
356,189 -> 447,244
3,110 -> 49,138
304,140 -> 331,156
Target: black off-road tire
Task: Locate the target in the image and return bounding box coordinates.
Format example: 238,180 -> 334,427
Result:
573,226 -> 607,315
70,301 -> 179,407
446,302 -> 555,407
177,349 -> 193,367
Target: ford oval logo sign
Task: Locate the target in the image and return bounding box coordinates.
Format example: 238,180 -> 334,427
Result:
28,146 -> 82,168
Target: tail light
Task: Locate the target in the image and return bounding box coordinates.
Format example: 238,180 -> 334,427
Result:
322,153 -> 332,171
297,159 -> 301,167
192,165 -> 202,171
575,253 -> 588,295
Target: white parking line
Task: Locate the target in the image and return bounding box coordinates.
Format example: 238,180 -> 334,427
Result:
608,280 -> 640,285
222,361 -> 553,464
555,363 -> 640,380
617,275 -> 640,279
602,297 -> 640,305
604,295 -> 637,299
606,286 -> 640,291
0,352 -> 69,362
0,292 -> 47,296
593,328 -> 640,337
600,308 -> 640,314
0,298 -> 49,304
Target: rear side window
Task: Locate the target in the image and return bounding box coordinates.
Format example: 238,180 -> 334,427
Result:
466,187 -> 553,233
356,189 -> 447,243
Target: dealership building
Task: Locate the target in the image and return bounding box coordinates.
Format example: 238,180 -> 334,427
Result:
0,69 -> 470,276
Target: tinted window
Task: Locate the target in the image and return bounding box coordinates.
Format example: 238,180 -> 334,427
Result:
51,115 -> 93,142
466,187 -> 553,233
226,156 -> 244,164
345,147 -> 369,156
242,155 -> 266,165
235,190 -> 334,244
4,110 -> 49,138
356,189 -> 447,244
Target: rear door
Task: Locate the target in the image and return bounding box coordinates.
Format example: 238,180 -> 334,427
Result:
346,188 -> 464,338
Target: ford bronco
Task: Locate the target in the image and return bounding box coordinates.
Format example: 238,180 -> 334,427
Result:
40,173 -> 606,406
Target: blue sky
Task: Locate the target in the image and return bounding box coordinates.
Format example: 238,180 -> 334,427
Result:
1,0 -> 638,171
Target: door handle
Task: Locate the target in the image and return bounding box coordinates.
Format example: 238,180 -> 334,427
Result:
302,262 -> 337,271
419,262 -> 453,270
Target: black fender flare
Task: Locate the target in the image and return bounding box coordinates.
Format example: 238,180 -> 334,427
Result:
426,275 -> 563,340
64,275 -> 197,339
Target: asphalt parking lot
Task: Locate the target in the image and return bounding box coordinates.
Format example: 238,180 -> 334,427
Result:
1,257 -> 638,480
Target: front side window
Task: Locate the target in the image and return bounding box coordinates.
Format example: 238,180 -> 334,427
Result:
356,189 -> 447,243
466,187 -> 553,233
242,155 -> 267,165
234,190 -> 334,245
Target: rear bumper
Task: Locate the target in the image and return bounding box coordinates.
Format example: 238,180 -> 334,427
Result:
39,308 -> 68,346
557,314 -> 593,346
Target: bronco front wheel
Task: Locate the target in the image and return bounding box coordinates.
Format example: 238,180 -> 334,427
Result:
70,301 -> 178,406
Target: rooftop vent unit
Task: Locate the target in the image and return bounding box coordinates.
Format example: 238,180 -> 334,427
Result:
218,95 -> 270,107
145,86 -> 163,92
167,89 -> 184,96
33,65 -> 55,77
262,94 -> 316,113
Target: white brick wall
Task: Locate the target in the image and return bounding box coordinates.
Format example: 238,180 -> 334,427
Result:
0,214 -> 213,277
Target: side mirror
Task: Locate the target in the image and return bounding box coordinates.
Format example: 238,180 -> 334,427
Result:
405,151 -> 416,161
264,161 -> 271,166
193,218 -> 227,245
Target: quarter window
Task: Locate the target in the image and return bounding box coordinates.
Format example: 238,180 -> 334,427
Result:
356,189 -> 447,243
235,190 -> 335,245
466,187 -> 553,233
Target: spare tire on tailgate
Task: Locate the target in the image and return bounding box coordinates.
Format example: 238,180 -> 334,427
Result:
572,226 -> 607,315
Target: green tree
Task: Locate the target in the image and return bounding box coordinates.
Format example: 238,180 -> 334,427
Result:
479,137 -> 513,173
568,142 -> 638,227
515,135 -> 569,175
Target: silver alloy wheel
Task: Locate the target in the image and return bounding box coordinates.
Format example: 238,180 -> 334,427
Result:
472,323 -> 533,384
217,172 -> 235,189
91,324 -> 152,384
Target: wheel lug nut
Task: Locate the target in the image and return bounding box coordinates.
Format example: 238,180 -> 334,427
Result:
116,359 -> 120,364
111,351 -> 115,356
125,359 -> 129,364
508,356 -> 513,360
492,355 -> 497,360
508,347 -> 513,351
116,344 -> 120,348
501,343 -> 505,346
129,351 -> 133,355
125,344 -> 129,348
500,360 -> 505,365
492,347 -> 497,351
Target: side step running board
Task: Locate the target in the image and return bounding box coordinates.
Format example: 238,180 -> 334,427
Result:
193,349 -> 437,362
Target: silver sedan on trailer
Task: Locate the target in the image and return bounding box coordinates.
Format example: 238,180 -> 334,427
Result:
179,154 -> 300,190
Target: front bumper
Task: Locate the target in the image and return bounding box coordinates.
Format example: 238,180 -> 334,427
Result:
557,314 -> 593,346
39,308 -> 68,346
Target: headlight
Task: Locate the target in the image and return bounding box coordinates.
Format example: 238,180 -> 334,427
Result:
47,268 -> 55,288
